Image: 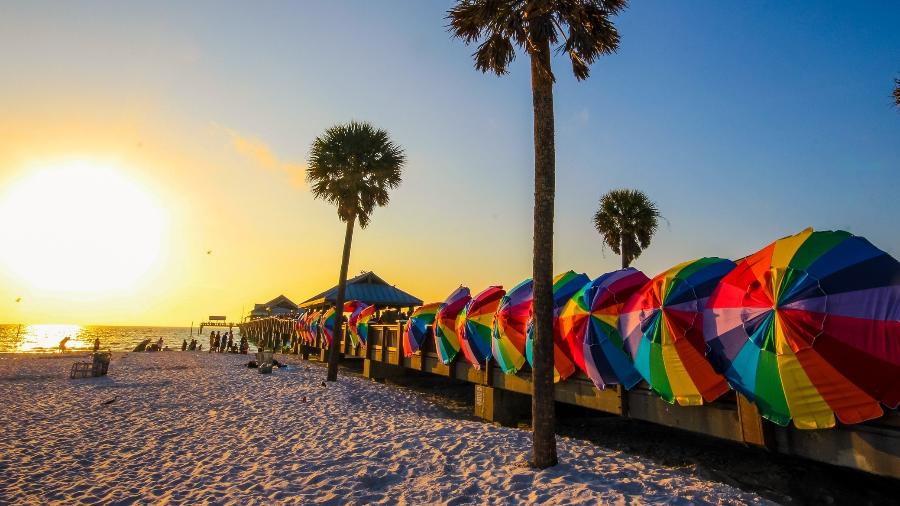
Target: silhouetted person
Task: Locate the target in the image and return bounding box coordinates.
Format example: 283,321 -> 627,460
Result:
181,339 -> 188,351
59,336 -> 70,352
93,337 -> 100,352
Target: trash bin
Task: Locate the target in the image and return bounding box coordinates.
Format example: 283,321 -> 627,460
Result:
91,352 -> 111,377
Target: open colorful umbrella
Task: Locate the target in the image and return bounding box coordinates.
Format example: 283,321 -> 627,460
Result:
322,301 -> 366,347
704,228 -> 900,428
403,302 -> 442,356
560,268 -> 649,390
458,286 -> 505,369
526,271 -> 591,381
309,311 -> 323,345
434,287 -> 470,364
492,278 -> 533,374
620,258 -> 735,406
348,304 -> 375,347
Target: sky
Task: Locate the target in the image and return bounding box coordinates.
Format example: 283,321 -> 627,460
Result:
0,1 -> 898,326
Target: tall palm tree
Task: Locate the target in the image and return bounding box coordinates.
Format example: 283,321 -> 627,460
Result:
449,0 -> 626,468
593,189 -> 661,269
307,121 -> 405,382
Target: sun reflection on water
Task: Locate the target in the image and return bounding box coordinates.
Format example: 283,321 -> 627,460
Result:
13,324 -> 85,352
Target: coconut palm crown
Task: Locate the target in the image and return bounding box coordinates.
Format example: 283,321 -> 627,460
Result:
593,189 -> 660,268
307,121 -> 405,228
448,0 -> 626,81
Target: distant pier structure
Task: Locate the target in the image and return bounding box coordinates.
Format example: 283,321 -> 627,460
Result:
198,315 -> 236,335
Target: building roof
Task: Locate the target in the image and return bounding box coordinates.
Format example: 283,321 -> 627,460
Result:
300,271 -> 423,308
264,295 -> 299,310
248,296 -> 299,319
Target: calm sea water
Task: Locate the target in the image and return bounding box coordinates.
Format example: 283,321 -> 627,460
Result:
0,324 -> 252,353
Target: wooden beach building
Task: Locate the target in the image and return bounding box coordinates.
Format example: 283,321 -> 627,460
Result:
299,271 -> 422,317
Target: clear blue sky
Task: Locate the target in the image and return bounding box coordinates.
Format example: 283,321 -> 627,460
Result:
1,1 -> 899,323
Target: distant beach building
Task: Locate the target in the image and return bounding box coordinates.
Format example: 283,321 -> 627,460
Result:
300,271 -> 422,314
248,295 -> 300,320
247,272 -> 422,322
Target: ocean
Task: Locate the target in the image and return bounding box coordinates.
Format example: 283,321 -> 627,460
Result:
0,324 -> 253,353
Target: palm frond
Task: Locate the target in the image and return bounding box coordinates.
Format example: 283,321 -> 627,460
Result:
307,121 -> 405,228
448,0 -> 626,80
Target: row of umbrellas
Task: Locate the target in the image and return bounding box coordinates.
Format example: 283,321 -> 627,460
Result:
290,229 -> 899,430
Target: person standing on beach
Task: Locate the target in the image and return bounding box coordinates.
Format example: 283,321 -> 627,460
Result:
208,332 -> 214,353
93,337 -> 100,352
227,333 -> 234,352
181,339 -> 188,351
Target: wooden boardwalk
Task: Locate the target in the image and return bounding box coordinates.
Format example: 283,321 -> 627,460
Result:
239,317 -> 900,479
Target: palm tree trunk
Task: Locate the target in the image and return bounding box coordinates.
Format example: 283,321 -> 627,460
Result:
529,35 -> 558,468
326,213 -> 356,381
621,236 -> 628,269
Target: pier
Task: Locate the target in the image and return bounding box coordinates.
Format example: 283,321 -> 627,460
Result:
239,316 -> 900,480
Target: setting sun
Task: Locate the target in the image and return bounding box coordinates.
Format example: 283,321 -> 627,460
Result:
0,161 -> 165,293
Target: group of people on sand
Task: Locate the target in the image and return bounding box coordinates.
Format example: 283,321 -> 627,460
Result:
205,330 -> 249,354
181,338 -> 200,351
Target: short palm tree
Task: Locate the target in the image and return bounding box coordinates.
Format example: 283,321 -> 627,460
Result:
449,0 -> 626,468
307,121 -> 405,382
593,189 -> 660,269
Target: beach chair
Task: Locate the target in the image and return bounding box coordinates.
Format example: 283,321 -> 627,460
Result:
70,362 -> 92,379
256,350 -> 274,374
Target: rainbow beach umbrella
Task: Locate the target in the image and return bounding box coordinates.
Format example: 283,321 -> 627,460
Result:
434,287 -> 470,364
704,229 -> 900,428
560,268 -> 649,390
322,301 -> 365,347
492,278 -> 533,374
310,311 -> 324,344
458,286 -> 505,369
403,302 -> 442,356
620,258 -> 735,406
349,304 -> 375,347
526,271 -> 591,381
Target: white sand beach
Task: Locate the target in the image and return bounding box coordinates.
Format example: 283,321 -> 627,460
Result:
0,352 -> 771,505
